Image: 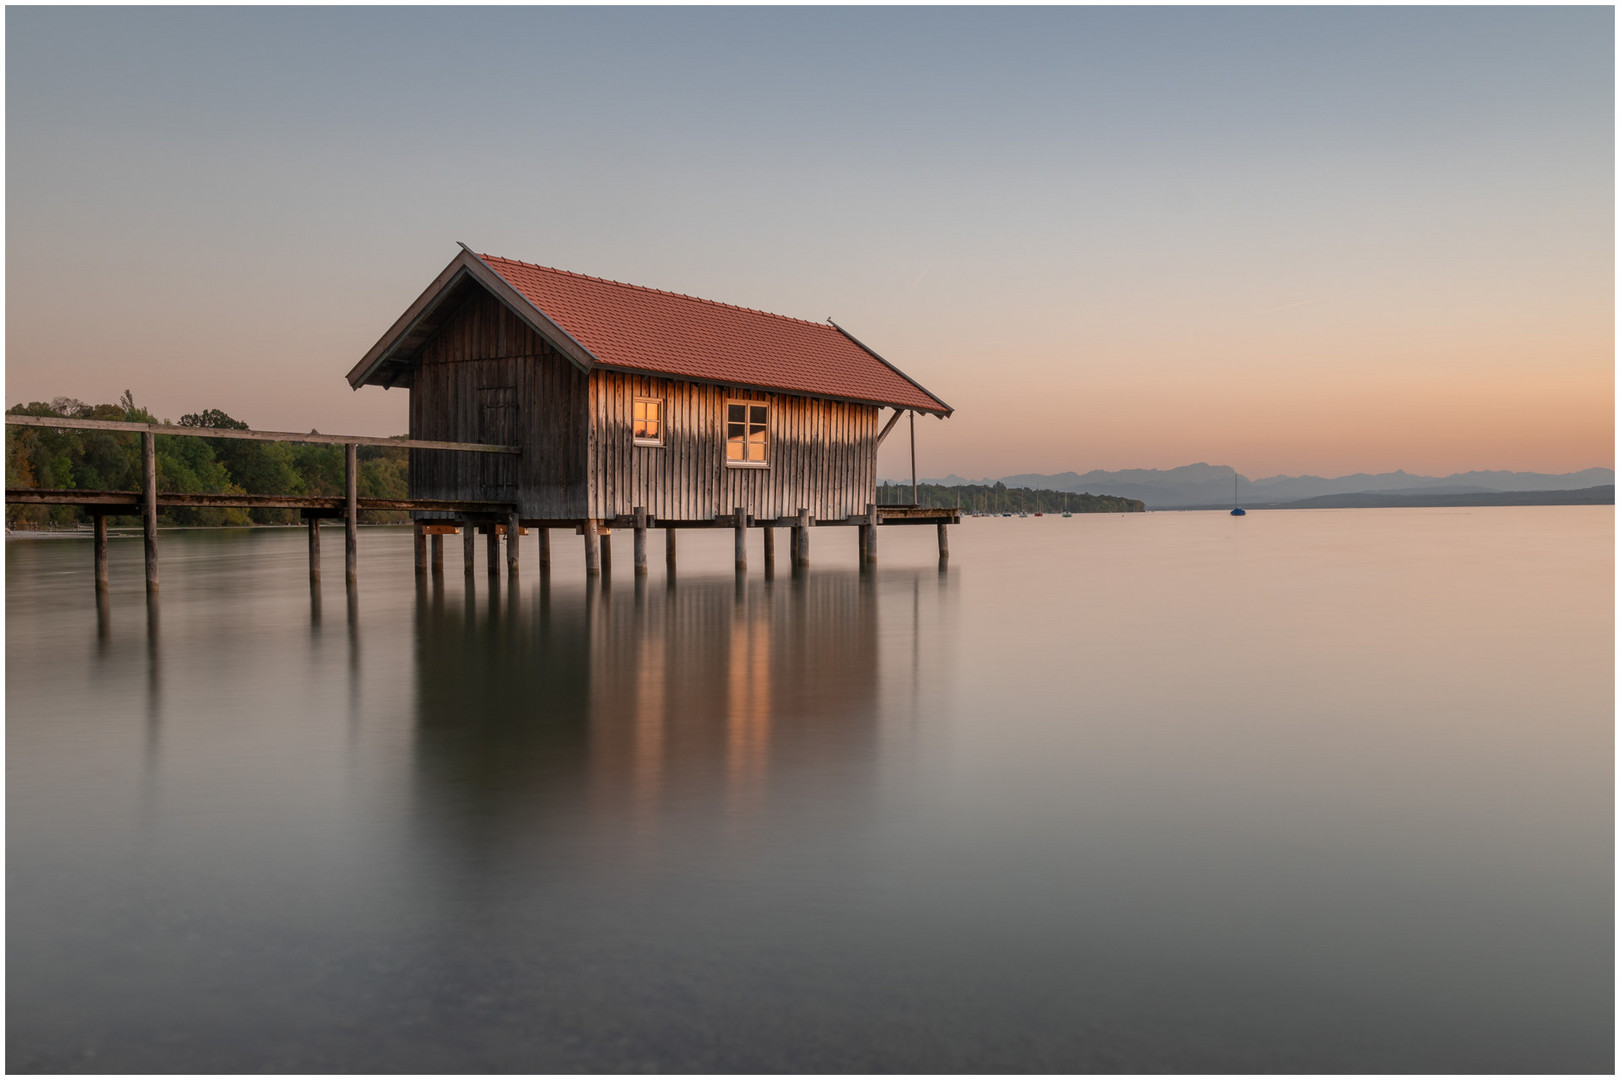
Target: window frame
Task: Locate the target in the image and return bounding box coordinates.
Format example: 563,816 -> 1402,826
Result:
632,396 -> 665,447
724,399 -> 770,468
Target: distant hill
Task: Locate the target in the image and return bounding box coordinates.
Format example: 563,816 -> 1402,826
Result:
958,464 -> 1617,509
1248,485 -> 1614,510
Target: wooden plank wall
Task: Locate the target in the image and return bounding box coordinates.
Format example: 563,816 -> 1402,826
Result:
587,371 -> 878,522
409,290 -> 588,519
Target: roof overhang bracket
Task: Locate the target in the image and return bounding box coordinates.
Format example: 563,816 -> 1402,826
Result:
876,407 -> 906,447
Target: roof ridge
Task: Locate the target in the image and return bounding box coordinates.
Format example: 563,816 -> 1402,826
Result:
479,253 -> 836,331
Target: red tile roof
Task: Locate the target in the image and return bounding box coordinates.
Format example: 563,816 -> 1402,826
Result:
477,253 -> 950,415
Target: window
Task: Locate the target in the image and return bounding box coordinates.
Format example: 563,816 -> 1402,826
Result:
726,401 -> 768,465
633,397 -> 663,446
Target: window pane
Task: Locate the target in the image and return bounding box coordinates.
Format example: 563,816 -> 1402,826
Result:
647,400 -> 660,422
646,420 -> 659,439
633,419 -> 648,438
633,400 -> 647,422
748,428 -> 766,461
728,404 -> 745,424
727,437 -> 744,461
750,405 -> 767,425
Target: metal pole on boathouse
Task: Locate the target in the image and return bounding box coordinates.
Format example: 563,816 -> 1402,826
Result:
142,430 -> 159,591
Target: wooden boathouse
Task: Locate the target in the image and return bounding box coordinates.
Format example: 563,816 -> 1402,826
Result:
5,246 -> 958,592
348,245 -> 957,575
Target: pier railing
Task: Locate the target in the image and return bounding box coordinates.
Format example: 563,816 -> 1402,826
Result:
5,414 -> 519,591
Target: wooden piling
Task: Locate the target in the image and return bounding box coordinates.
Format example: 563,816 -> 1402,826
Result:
413,520 -> 428,577
344,442 -> 358,586
431,533 -> 443,573
863,502 -> 879,564
633,507 -> 648,576
584,519 -> 601,576
601,530 -> 612,577
762,523 -> 775,572
506,512 -> 520,578
937,521 -> 950,562
537,526 -> 550,573
141,430 -> 158,591
793,508 -> 809,568
486,525 -> 500,581
665,524 -> 677,573
93,512 -> 109,591
307,515 -> 321,583
463,520 -> 476,574
734,506 -> 748,572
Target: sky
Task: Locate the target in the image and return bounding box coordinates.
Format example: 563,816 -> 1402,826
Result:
6,6 -> 1613,480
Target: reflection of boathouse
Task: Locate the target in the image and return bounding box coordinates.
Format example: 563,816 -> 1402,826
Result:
411,575 -> 882,836
348,247 -> 955,562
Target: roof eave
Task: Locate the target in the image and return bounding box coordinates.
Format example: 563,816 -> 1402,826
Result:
826,321 -> 953,418
347,246 -> 604,390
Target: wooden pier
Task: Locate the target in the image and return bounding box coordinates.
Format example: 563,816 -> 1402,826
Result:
6,416 -> 958,595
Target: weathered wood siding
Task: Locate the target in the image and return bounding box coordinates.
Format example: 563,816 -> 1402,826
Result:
408,290 -> 589,518
587,371 -> 879,522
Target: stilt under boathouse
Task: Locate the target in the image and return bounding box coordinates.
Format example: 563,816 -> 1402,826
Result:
348,244 -> 959,578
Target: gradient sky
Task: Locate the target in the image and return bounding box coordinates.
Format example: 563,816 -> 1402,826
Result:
6,7 -> 1613,480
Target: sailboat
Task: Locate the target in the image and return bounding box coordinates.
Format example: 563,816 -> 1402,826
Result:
1230,470 -> 1246,516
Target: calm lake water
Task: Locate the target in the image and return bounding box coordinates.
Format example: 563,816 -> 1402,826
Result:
7,508 -> 1613,1073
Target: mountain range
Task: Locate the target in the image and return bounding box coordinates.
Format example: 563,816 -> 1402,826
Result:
912,464 -> 1616,510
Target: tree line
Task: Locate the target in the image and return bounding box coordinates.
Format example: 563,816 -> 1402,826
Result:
878,480 -> 1144,514
6,393 -> 408,528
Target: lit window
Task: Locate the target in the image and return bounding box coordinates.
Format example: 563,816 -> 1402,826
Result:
633,398 -> 663,446
726,401 -> 768,465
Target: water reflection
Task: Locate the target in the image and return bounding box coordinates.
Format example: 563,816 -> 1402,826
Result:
411,572 -> 886,857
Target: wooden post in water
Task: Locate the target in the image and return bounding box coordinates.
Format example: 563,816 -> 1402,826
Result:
506,512 -> 520,578
537,526 -> 550,574
762,523 -> 775,572
665,524 -> 677,573
601,529 -> 612,577
584,519 -> 601,577
431,533 -> 443,573
307,515 -> 321,583
486,525 -> 500,582
633,507 -> 648,576
463,521 -> 476,574
413,520 -> 428,578
141,430 -> 158,591
734,506 -> 747,573
793,508 -> 809,568
864,502 -> 879,565
93,512 -> 109,592
937,522 -> 950,562
344,443 -> 358,586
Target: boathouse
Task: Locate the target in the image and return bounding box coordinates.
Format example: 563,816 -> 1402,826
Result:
346,245 -> 955,572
